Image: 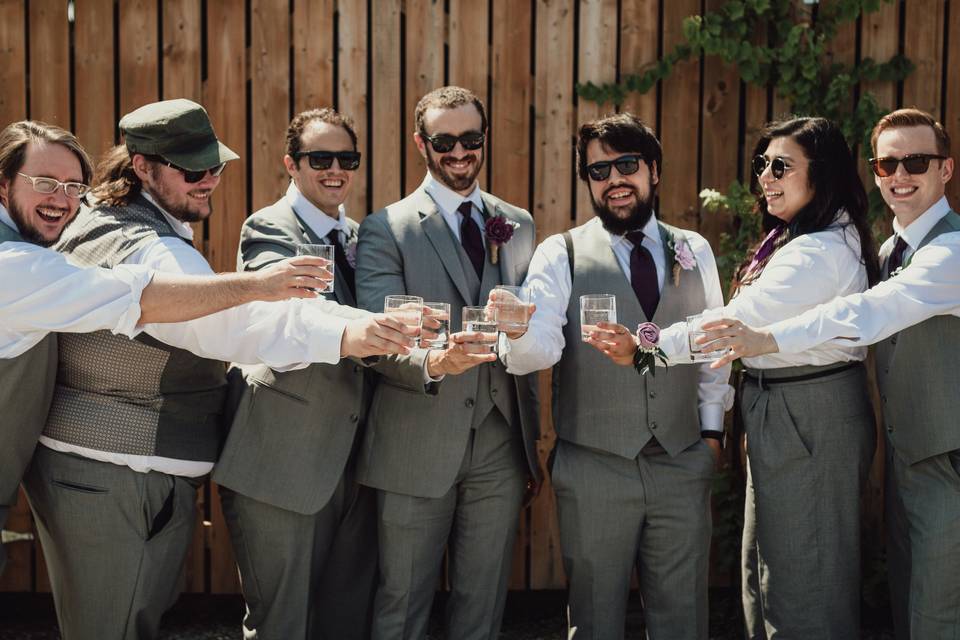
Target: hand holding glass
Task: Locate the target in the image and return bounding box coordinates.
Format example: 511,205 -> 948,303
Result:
422,302 -> 451,349
580,294 -> 617,341
687,312 -> 723,363
461,306 -> 499,353
295,244 -> 335,293
490,285 -> 531,333
384,295 -> 423,345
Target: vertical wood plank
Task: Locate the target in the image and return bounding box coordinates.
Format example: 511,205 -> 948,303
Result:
944,0 -> 960,208
250,0 -> 291,212
28,0 -> 70,126
659,0 -> 702,229
371,0 -> 403,210
0,1 -> 26,126
74,0 -> 116,164
339,0 -> 370,220
821,0 -> 857,115
902,0 -> 944,118
404,0 -> 446,195
0,491 -> 32,592
293,0 -> 335,113
449,0 -> 490,192
205,0 -> 248,274
619,0 -> 659,126
859,1 -> 899,184
119,0 -> 159,116
574,0 -> 617,227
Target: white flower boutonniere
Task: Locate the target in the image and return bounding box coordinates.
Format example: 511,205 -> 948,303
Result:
667,236 -> 697,286
345,235 -> 358,268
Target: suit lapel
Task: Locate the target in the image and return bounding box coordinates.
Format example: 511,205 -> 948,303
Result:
417,189 -> 474,305
333,223 -> 358,306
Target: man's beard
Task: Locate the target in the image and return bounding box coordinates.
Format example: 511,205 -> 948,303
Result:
426,148 -> 484,193
8,198 -> 63,246
590,182 -> 655,235
147,167 -> 212,223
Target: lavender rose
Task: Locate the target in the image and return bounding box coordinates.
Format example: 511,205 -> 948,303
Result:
636,322 -> 660,350
675,240 -> 696,270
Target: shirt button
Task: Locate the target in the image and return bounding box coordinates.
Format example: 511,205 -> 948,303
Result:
465,398 -> 475,408
648,391 -> 657,399
650,422 -> 658,430
350,414 -> 359,423
491,388 -> 498,396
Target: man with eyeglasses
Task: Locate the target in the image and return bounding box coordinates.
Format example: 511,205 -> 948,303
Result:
701,108 -> 960,640
497,113 -> 731,639
0,119 -> 358,578
355,85 -> 541,640
20,99 -> 416,640
214,107 -> 404,639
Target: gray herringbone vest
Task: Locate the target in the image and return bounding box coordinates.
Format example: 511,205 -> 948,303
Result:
0,223 -> 57,503
44,195 -> 227,462
554,218 -> 704,459
876,210 -> 960,464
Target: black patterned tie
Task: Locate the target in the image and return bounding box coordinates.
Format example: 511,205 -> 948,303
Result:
326,229 -> 356,300
625,230 -> 660,320
887,235 -> 909,277
458,201 -> 485,279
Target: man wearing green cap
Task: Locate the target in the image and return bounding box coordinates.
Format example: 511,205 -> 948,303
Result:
21,99 -> 416,640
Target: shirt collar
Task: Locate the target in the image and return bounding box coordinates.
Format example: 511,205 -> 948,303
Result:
140,191 -> 194,241
892,195 -> 951,250
607,211 -> 662,249
0,203 -> 18,233
422,172 -> 483,217
285,181 -> 347,240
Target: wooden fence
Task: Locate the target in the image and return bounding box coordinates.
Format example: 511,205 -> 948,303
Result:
2,0 -> 959,594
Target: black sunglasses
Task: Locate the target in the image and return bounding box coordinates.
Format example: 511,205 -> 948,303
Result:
420,131 -> 485,154
585,154 -> 643,181
151,157 -> 227,183
294,150 -> 362,171
752,155 -> 791,180
868,153 -> 946,178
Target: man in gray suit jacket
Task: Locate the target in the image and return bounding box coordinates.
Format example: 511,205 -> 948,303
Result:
215,108 -> 426,639
356,86 -> 541,640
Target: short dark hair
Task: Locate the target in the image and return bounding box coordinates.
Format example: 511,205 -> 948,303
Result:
576,113 -> 662,182
285,108 -> 358,163
0,120 -> 93,185
415,86 -> 488,135
871,107 -> 951,157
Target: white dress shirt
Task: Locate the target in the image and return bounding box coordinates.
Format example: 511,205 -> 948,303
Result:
504,214 -> 733,432
0,205 -> 151,359
286,181 -> 350,243
40,190 -> 352,477
769,197 -> 960,353
659,212 -> 869,369
422,173 -> 486,241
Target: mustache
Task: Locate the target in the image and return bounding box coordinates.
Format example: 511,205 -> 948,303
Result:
601,183 -> 638,200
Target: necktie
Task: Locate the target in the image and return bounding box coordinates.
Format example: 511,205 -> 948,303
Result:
326,229 -> 356,300
887,235 -> 909,276
749,225 -> 785,271
458,201 -> 485,279
625,230 -> 660,320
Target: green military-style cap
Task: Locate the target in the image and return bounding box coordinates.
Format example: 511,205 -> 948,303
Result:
119,99 -> 239,171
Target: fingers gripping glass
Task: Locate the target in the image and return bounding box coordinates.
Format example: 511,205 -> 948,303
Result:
585,155 -> 642,181
18,173 -> 90,198
293,150 -> 362,171
420,131 -> 485,154
752,155 -> 789,180
868,154 -> 947,177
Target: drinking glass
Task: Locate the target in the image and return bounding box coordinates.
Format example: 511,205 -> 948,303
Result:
461,305 -> 499,353
296,244 -> 335,293
384,295 -> 424,345
579,294 -> 617,341
422,302 -> 451,349
687,312 -> 723,362
492,285 -> 530,333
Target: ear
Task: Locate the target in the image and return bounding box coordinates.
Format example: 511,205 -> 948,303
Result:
941,156 -> 954,184
130,153 -> 152,182
649,161 -> 660,186
283,154 -> 298,178
0,177 -> 8,208
414,132 -> 428,160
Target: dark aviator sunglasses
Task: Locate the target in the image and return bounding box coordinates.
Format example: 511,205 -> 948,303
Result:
150,157 -> 227,184
420,131 -> 485,154
585,154 -> 643,181
293,150 -> 362,171
868,153 -> 946,178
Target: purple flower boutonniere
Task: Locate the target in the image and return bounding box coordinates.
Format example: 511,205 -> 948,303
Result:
668,237 -> 697,286
484,215 -> 519,264
634,322 -> 669,377
345,235 -> 358,268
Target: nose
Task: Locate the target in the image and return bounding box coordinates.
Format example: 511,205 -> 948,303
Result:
892,160 -> 910,179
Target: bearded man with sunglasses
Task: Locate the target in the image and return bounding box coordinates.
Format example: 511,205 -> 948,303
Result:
499,113 -> 731,639
355,86 -> 541,640
21,99 -> 416,640
701,108 -> 960,640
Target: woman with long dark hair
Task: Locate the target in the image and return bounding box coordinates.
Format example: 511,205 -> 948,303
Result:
592,116 -> 878,637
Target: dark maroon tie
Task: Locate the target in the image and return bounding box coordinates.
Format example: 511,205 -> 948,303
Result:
458,201 -> 485,279
887,235 -> 909,276
625,230 -> 660,320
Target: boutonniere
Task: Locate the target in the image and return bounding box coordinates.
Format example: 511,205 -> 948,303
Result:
344,234 -> 358,268
484,214 -> 519,264
667,236 -> 697,286
633,322 -> 669,377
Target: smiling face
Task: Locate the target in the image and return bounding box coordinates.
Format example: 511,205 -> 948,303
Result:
757,136 -> 814,224
585,139 -> 658,234
0,141 -> 83,246
415,103 -> 485,195
133,154 -> 220,223
283,120 -> 355,216
874,125 -> 953,227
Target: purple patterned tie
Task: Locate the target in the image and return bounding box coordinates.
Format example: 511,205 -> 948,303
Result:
887,235 -> 909,276
625,230 -> 660,320
748,225 -> 785,272
459,201 -> 485,279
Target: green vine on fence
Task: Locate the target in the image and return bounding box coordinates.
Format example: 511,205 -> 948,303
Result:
578,0 -> 913,286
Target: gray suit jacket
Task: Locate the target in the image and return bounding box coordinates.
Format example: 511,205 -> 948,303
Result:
355,185 -> 540,498
213,198 -> 426,514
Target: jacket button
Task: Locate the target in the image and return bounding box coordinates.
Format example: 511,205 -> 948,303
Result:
887,425 -> 893,434
884,368 -> 890,375
649,391 -> 657,399
465,398 -> 475,408
350,414 -> 359,423
353,365 -> 361,374
650,422 -> 658,430
881,395 -> 887,403
891,337 -> 898,345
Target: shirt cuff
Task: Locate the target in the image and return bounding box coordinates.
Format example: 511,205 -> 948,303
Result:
109,264 -> 155,337
302,306 -> 350,365
423,351 -> 444,383
658,320 -> 690,363
503,328 -> 538,372
768,321 -> 808,355
699,404 -> 725,433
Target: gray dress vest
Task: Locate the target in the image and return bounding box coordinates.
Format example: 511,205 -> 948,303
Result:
876,210 -> 960,464
554,218 -> 704,459
45,195 -> 227,462
0,224 -> 57,503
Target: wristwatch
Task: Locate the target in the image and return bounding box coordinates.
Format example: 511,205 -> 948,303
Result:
701,429 -> 725,450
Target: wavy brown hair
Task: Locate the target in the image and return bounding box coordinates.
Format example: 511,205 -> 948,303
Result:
89,145 -> 144,207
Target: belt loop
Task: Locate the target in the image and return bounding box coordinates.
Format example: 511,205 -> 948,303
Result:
757,369 -> 767,391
